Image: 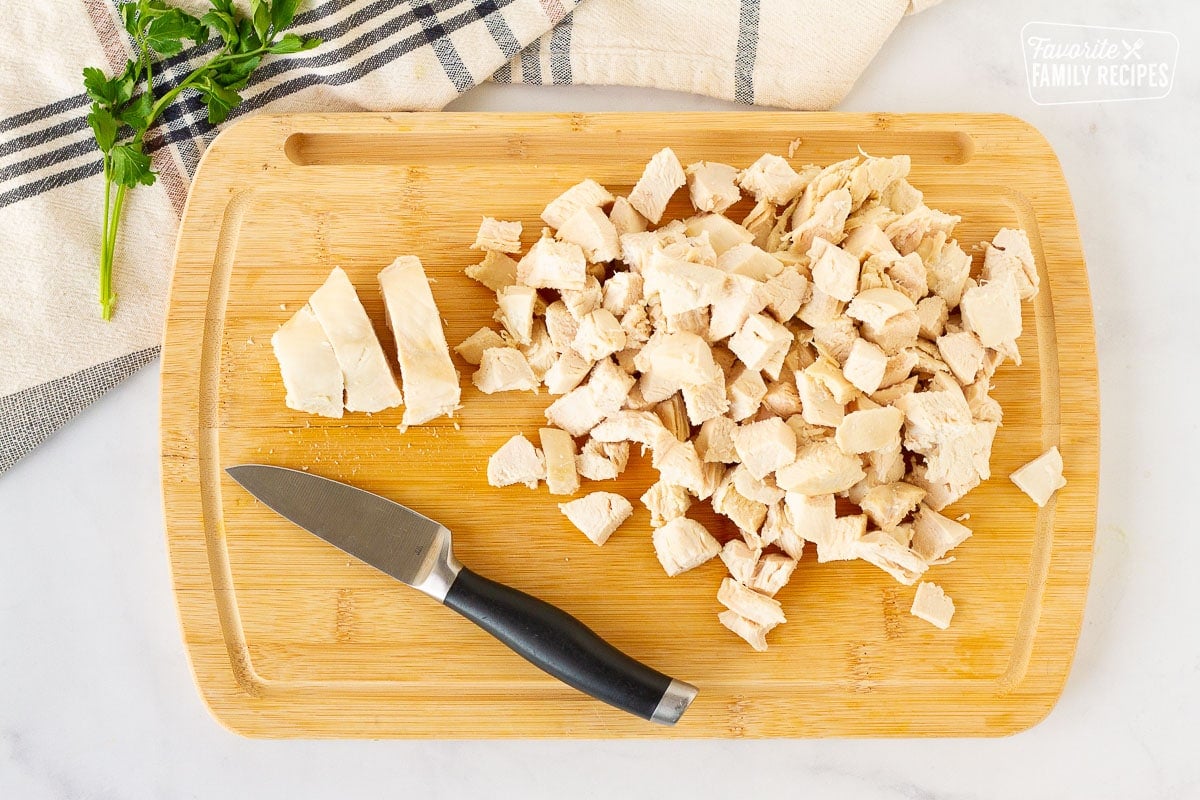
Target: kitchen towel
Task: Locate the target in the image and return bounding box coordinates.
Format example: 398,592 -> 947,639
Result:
0,0 -> 941,474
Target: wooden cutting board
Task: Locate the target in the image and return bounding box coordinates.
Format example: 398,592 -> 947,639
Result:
161,112 -> 1098,738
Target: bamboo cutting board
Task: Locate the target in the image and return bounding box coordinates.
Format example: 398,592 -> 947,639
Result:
161,112 -> 1098,738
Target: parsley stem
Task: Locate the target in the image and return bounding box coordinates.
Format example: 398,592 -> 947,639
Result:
99,155 -> 115,320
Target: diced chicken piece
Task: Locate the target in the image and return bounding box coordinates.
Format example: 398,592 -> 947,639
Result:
539,427 -> 580,496
812,317 -> 858,368
937,330 -> 985,385
847,286 -> 915,329
590,410 -> 669,448
761,378 -> 802,418
653,394 -> 690,442
748,553 -> 798,597
884,252 -> 928,303
776,441 -> 865,495
455,327 -> 508,366
601,272 -> 644,318
727,364 -> 768,422
641,480 -> 693,527
686,161 -> 741,213
576,439 -> 630,481
910,581 -> 955,629
541,301 -> 576,351
729,313 -> 792,376
608,196 -> 649,238
916,295 -> 949,340
884,205 -> 961,255
572,309 -> 627,361
487,433 -> 546,489
620,305 -> 653,347
717,244 -> 784,282
809,237 -> 860,302
520,320 -> 556,380
309,267 -> 403,414
795,368 -> 844,428
653,517 -> 721,576
642,251 -> 727,316
720,539 -> 761,584
917,233 -> 972,308
472,217 -> 522,253
559,491 -> 633,545
881,177 -> 923,214
854,531 -> 928,585
543,349 -> 593,395
628,147 -> 686,224
880,348 -> 920,388
696,416 -> 739,463
983,227 -> 1039,300
761,269 -> 808,323
846,155 -> 911,207
650,433 -> 707,496
718,610 -> 772,652
541,179 -> 614,229
888,523 -> 916,547
859,482 -> 926,531
787,188 -> 852,255
806,511 -> 867,562
561,275 -> 604,320
718,577 -> 786,627
557,205 -> 620,263
271,304 -> 344,418
665,307 -> 711,339
713,469 -> 769,535
798,286 -> 845,329
708,274 -> 769,341
910,503 -> 972,561
805,354 -> 858,404
465,250 -> 519,291
907,463 -> 960,512
732,464 -> 785,505
871,375 -> 918,405
1010,446 -> 1067,507
685,214 -> 754,256
760,500 -> 803,559
545,358 -> 635,436
961,275 -> 1023,350
516,236 -> 587,291
681,379 -> 730,426
473,347 -> 538,393
865,309 -> 920,354
741,198 -> 777,249
835,406 -> 904,454
737,154 -> 806,204
841,338 -> 888,395
494,285 -> 537,345
866,436 -> 907,484
733,417 -> 797,480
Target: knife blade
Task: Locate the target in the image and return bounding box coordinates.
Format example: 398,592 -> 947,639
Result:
226,464 -> 698,725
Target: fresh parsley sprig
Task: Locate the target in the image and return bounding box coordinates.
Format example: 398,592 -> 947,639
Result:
85,0 -> 320,320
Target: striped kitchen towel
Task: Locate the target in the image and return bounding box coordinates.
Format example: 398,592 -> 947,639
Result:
0,0 -> 940,474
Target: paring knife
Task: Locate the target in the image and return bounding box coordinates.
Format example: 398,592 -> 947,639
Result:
226,464 -> 698,725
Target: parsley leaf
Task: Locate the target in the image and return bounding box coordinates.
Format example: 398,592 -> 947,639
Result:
109,144 -> 156,188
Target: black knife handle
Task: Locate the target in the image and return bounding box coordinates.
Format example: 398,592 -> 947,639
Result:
442,566 -> 697,724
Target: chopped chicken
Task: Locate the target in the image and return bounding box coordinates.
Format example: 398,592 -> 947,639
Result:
308,267 -> 403,413
712,469 -> 769,535
961,275 -> 1023,352
272,304 -> 344,418
733,417 -> 797,479
696,416 -> 739,463
738,154 -> 806,204
609,196 -> 649,238
718,243 -> 785,281
983,228 -> 1039,300
516,235 -> 587,291
643,252 -> 727,316
561,275 -> 604,320
1010,446 -> 1067,506
719,538 -> 761,583
686,161 -> 741,213
910,503 -> 972,561
807,513 -> 868,563
835,406 -> 904,454
916,295 -> 949,339
493,285 -> 537,345
465,250 -> 519,291
685,214 -> 754,256
795,369 -> 845,428
729,313 -> 792,376
718,577 -> 786,627
762,500 -> 805,560
681,380 -> 730,425
577,439 -> 630,481
776,441 -> 865,495
854,531 -> 928,585
545,358 -> 635,436
718,609 -> 772,652
559,491 -> 633,545
472,347 -> 538,394
910,581 -> 955,629
841,338 -> 888,395
937,330 -> 985,385
787,188 -> 852,255
641,480 -> 693,527
539,427 -> 580,496
455,327 -> 508,365
732,465 -> 785,505
557,205 -> 621,263
487,434 -> 546,489
519,320 -> 556,380
543,349 -> 594,395
572,309 -> 627,361
541,179 -> 614,229
809,237 -> 860,302
650,434 -> 708,497
653,517 -> 721,576
748,553 -> 798,597
859,482 -> 926,531
628,147 -> 686,224
727,364 -> 769,422
918,233 -> 972,309
654,394 -> 691,441
590,410 -> 669,448
601,272 -> 645,317
472,217 -> 522,253
761,269 -> 808,322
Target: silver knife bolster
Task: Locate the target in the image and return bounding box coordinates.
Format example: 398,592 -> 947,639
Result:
412,527 -> 464,603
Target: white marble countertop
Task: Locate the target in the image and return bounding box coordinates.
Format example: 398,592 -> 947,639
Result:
3,1 -> 1198,797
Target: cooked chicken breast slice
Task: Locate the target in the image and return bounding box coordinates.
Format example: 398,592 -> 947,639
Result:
653,517 -> 721,576
719,539 -> 761,584
1010,446 -> 1067,507
717,577 -> 786,627
712,469 -> 769,535
628,147 -> 686,224
910,581 -> 955,629
543,349 -> 594,395
776,440 -> 865,495
572,309 -> 627,362
559,491 -> 633,546
685,214 -> 754,256
271,304 -> 345,418
472,217 -> 522,253
961,274 -> 1022,350
916,296 -> 949,340
309,267 -> 403,414
539,427 -> 580,496
487,433 -> 546,489
748,553 -> 798,597
696,415 -> 739,463
718,609 -> 772,652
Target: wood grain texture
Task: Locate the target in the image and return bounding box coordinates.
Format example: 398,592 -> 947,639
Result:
160,112 -> 1099,738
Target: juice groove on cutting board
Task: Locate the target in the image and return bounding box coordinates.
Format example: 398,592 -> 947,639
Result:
161,113 -> 1099,737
